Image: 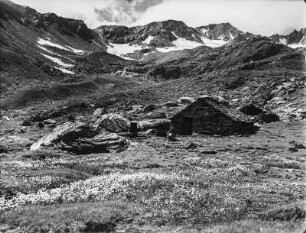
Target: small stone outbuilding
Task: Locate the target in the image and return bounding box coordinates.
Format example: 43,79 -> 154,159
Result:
169,96 -> 258,135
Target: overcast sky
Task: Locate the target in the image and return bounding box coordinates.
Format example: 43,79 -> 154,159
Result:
12,0 -> 306,36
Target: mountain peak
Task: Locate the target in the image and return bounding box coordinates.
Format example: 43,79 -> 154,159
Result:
271,27 -> 306,48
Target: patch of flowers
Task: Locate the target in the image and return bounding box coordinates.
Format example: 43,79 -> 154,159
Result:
0,172 -> 186,211
22,176 -> 62,189
263,154 -> 301,169
0,171 -> 251,222
1,161 -> 40,169
183,157 -> 255,180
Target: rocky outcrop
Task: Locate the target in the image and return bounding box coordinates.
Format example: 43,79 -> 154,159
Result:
196,22 -> 248,41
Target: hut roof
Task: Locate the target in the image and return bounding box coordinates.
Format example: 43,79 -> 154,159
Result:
168,96 -> 253,123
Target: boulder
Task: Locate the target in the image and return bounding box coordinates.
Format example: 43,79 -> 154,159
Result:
178,97 -> 195,105
0,145 -> 8,153
93,108 -> 103,117
37,122 -> 45,129
31,122 -> 98,151
290,141 -> 306,150
93,114 -> 129,133
239,104 -> 264,116
59,131 -> 129,154
296,109 -> 306,119
30,121 -> 129,154
21,120 -> 33,126
185,142 -> 197,150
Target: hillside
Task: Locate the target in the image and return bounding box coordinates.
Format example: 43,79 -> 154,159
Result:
0,0 -> 107,97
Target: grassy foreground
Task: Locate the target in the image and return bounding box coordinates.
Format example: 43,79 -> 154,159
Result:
0,121 -> 305,232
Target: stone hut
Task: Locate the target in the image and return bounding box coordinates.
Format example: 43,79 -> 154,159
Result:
169,96 -> 258,135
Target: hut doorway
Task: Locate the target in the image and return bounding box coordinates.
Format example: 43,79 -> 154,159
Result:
181,117 -> 193,135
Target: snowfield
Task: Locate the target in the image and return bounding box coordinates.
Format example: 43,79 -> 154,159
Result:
156,38 -> 204,52
107,43 -> 145,58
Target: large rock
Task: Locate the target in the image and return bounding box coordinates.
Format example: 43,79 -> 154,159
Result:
31,121 -> 129,154
93,114 -> 129,133
59,131 -> 129,154
30,121 -> 97,151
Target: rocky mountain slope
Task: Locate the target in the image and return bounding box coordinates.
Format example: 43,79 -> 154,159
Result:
0,0 -> 305,123
0,0 -> 109,97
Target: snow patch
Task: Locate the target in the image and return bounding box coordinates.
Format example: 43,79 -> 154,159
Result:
143,35 -> 154,44
55,67 -> 75,74
279,38 -> 287,45
38,38 -> 85,54
65,46 -> 85,54
218,35 -> 226,40
201,28 -> 208,36
38,38 -> 71,51
288,36 -> 306,48
93,41 -> 103,48
201,37 -> 228,48
41,53 -> 74,68
172,32 -> 179,39
288,43 -> 306,49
